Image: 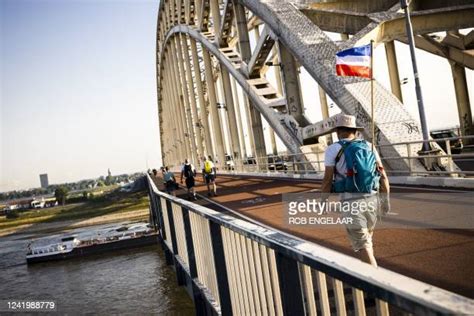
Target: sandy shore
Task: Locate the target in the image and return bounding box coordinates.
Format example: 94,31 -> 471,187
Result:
0,208 -> 149,237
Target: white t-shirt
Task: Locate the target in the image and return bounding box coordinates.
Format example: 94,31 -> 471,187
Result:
324,138 -> 381,181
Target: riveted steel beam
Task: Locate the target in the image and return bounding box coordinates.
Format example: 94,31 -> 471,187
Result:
352,6 -> 474,47
219,0 -> 234,46
401,34 -> 474,70
245,26 -> 276,78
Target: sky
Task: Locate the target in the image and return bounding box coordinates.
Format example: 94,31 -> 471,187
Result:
1,0 -> 162,192
1,0 -> 472,191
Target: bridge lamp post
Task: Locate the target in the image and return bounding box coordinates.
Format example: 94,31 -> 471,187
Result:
400,0 -> 431,152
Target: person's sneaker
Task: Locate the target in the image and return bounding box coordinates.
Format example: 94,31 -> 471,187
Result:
193,196 -> 198,201
208,192 -> 212,197
214,193 -> 218,197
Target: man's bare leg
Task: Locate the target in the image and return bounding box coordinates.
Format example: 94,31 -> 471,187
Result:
357,247 -> 377,267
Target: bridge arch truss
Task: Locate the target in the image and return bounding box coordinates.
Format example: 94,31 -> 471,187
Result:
156,0 -> 474,172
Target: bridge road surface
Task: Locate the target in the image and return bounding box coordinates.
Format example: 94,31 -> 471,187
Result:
154,174 -> 474,298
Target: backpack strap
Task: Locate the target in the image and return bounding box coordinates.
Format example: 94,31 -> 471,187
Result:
334,140 -> 354,164
334,139 -> 363,176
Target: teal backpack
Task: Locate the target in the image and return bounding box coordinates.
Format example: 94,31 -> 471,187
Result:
332,139 -> 380,193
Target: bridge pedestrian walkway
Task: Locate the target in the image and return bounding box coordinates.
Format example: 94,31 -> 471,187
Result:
152,173 -> 474,299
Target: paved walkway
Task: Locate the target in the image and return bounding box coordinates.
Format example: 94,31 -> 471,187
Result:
154,174 -> 474,298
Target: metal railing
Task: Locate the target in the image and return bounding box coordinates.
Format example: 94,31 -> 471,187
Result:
146,174 -> 473,315
220,135 -> 474,177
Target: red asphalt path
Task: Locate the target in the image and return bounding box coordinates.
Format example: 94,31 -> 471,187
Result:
156,174 -> 474,298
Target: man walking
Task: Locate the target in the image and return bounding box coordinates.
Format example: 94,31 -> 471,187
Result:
321,114 -> 390,267
202,156 -> 217,197
180,159 -> 197,200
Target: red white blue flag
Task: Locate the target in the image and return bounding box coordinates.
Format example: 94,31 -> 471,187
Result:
336,44 -> 372,78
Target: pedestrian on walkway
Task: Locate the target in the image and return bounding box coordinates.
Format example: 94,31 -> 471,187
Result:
181,159 -> 197,200
202,156 -> 217,197
162,166 -> 177,196
321,114 -> 390,267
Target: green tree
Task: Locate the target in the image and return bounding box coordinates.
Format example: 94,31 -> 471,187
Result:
54,186 -> 70,206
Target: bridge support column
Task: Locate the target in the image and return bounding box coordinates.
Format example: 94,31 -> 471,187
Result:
164,49 -> 184,165
231,76 -> 248,159
202,49 -> 226,168
450,62 -> 473,144
234,2 -> 267,162
169,41 -> 191,164
210,0 -> 221,33
318,85 -> 333,145
190,38 -> 214,159
176,35 -> 199,164
161,77 -> 170,166
255,27 -> 278,156
385,41 -> 403,103
181,34 -> 205,162
220,68 -> 242,161
278,43 -> 306,126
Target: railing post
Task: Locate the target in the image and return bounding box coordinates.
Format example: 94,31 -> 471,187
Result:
209,221 -> 233,315
445,139 -> 454,174
166,200 -> 178,255
407,143 -> 413,175
166,200 -> 186,286
156,196 -> 167,240
275,252 -> 305,315
181,206 -> 209,314
182,207 -> 198,278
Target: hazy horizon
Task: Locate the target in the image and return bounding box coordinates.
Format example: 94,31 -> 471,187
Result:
1,0 -> 162,192
1,1 -> 472,192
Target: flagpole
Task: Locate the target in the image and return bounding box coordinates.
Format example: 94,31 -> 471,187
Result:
370,40 -> 375,152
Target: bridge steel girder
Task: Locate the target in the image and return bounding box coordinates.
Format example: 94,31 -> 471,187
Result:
155,0 -> 472,173
451,62 -> 474,142
181,34 -> 205,160
202,48 -> 227,167
404,35 -> 474,70
352,6 -> 474,47
174,35 -> 198,164
167,45 -> 189,163
220,66 -> 243,160
245,25 -> 276,78
190,37 -> 214,158
278,42 -> 309,128
160,26 -> 303,156
234,1 -> 267,160
235,0 -> 428,172
385,40 -> 403,103
164,49 -> 184,165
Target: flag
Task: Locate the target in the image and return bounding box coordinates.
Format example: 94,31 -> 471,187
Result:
336,44 -> 372,78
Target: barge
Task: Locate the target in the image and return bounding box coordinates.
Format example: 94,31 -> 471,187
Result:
26,222 -> 157,264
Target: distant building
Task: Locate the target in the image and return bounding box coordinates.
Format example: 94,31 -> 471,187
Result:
40,174 -> 49,188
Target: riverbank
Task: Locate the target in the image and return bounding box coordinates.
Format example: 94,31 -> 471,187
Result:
0,208 -> 149,237
0,189 -> 150,237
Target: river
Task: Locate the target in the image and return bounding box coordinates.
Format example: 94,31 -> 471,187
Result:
0,229 -> 195,315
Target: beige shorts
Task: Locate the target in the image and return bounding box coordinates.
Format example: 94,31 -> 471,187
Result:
341,195 -> 378,252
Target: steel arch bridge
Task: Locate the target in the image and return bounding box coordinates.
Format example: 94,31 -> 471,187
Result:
156,0 -> 474,174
